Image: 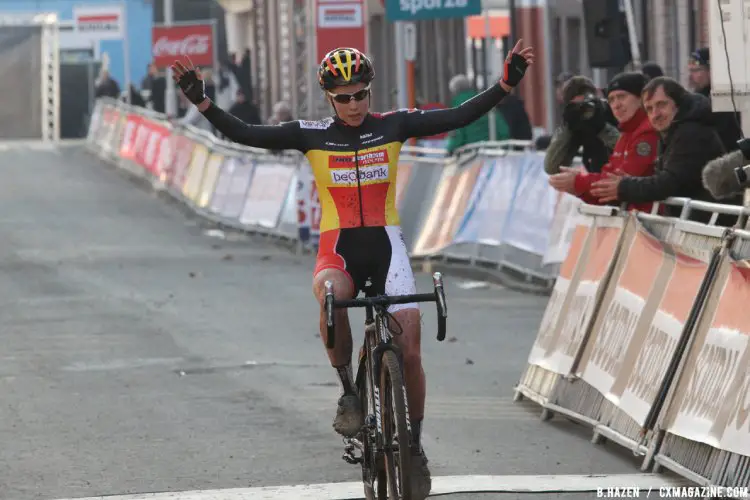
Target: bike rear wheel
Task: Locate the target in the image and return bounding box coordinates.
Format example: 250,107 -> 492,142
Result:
380,349 -> 412,499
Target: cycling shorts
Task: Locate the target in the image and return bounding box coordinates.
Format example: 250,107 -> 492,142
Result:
314,226 -> 418,313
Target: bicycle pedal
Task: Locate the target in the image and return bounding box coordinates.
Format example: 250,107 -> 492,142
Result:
342,450 -> 363,465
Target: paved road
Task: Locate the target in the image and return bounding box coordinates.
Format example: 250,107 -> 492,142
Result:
0,145 -> 666,500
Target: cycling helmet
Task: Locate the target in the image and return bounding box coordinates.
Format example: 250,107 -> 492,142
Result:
318,47 -> 374,91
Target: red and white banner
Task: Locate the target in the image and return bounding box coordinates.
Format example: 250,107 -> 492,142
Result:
152,23 -> 215,69
316,0 -> 367,63
119,114 -> 171,177
73,5 -> 123,40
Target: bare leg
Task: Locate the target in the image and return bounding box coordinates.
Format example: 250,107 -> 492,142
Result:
312,268 -> 363,437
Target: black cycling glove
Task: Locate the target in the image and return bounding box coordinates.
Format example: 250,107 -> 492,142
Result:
501,53 -> 530,87
177,69 -> 207,105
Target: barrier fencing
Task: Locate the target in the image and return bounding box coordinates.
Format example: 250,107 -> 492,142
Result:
517,201 -> 750,491
87,98 -> 750,492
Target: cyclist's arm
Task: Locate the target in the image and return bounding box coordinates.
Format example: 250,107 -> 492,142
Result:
201,101 -> 305,151
396,83 -> 509,140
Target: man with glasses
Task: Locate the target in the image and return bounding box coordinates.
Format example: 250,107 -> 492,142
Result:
169,42 -> 534,499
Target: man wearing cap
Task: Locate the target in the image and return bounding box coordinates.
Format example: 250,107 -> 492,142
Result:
688,47 -> 742,153
589,76 -> 743,226
548,72 -> 658,212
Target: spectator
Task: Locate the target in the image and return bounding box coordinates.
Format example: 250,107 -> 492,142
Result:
544,75 -> 620,175
445,74 -> 510,154
228,88 -> 262,125
548,72 -> 658,212
214,63 -> 239,110
141,63 -> 166,114
269,100 -> 293,124
688,47 -> 743,153
95,69 -> 121,99
127,84 -> 146,108
496,87 -> 533,141
641,61 -> 664,82
227,49 -> 254,104
590,76 -> 743,225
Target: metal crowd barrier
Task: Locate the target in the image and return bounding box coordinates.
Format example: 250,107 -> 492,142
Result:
515,192 -> 750,492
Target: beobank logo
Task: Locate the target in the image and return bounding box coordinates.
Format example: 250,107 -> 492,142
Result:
151,24 -> 214,68
331,165 -> 390,185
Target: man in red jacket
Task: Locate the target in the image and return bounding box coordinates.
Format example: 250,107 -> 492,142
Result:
548,72 -> 658,212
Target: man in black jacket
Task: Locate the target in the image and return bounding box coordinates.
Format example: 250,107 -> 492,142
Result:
591,76 -> 742,226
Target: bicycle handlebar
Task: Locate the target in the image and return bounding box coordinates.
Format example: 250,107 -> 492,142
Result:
323,272 -> 448,349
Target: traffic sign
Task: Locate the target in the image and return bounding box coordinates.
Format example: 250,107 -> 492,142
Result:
384,0 -> 482,22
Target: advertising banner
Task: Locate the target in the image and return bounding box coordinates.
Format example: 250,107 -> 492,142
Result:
240,163 -> 296,228
221,157 -> 254,220
152,23 -> 215,68
577,222 -> 677,425
198,153 -> 225,209
662,256 -> 750,455
316,0 -> 367,62
533,216 -> 629,375
528,213 -> 595,370
412,159 -> 483,256
182,144 -> 209,203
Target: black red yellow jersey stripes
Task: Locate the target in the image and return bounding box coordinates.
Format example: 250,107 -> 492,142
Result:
305,133 -> 403,231
202,82 -> 509,233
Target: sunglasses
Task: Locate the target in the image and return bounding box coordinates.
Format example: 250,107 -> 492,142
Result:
328,85 -> 371,104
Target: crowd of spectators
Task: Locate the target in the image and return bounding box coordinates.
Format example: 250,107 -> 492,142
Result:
544,48 -> 744,227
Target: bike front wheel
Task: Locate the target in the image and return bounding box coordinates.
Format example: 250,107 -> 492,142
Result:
380,349 -> 412,499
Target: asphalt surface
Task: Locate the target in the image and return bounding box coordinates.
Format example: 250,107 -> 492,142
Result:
0,144 -> 654,500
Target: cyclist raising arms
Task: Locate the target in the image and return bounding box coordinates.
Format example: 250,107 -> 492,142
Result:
171,40 -> 533,499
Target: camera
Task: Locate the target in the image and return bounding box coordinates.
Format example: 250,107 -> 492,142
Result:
568,93 -> 601,120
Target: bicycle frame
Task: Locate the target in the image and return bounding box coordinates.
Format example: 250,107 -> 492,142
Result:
324,272 -> 448,482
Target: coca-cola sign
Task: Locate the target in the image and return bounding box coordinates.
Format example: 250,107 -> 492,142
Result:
151,24 -> 214,68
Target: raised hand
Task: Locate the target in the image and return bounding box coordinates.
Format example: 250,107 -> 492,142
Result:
501,39 -> 535,90
170,57 -> 207,106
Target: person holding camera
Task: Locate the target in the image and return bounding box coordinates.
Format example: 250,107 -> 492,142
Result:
544,76 -> 620,175
548,72 -> 658,212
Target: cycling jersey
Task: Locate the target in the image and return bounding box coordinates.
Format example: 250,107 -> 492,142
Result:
201,83 -> 509,303
203,83 -> 508,231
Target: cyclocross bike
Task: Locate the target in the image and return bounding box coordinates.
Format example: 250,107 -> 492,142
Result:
324,272 -> 448,500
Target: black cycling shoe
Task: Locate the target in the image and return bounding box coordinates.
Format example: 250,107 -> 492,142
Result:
410,445 -> 432,500
333,394 -> 364,437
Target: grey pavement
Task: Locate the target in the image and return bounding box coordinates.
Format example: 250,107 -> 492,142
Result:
0,145 -> 659,499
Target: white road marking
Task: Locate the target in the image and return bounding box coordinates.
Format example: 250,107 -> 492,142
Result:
51,473 -> 693,500
289,394 -> 543,421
